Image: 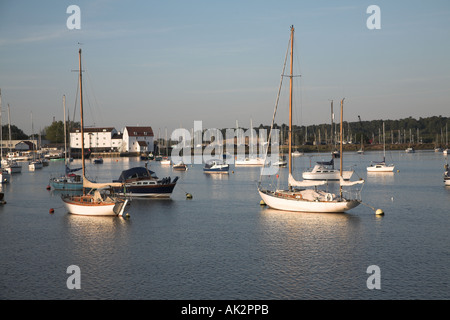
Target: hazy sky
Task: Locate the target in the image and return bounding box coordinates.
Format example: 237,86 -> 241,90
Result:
1,0 -> 449,136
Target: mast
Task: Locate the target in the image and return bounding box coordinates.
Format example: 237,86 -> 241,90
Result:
383,122 -> 386,162
78,49 -> 86,189
7,104 -> 12,155
63,95 -> 67,165
288,25 -> 294,176
339,98 -> 344,198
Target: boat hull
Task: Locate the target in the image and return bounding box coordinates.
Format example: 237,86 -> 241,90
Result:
114,182 -> 177,198
62,195 -> 128,216
1,171 -> 11,183
258,189 -> 360,213
302,169 -> 353,181
367,165 -> 395,172
51,180 -> 83,191
235,158 -> 264,166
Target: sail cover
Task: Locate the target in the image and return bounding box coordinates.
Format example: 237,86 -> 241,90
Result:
340,176 -> 364,187
83,176 -> 123,189
288,173 -> 327,187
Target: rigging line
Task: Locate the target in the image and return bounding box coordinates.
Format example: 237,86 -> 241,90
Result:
259,34 -> 290,184
84,69 -> 104,127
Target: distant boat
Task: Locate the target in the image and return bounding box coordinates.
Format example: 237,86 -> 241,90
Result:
93,157 -> 103,164
112,166 -> 178,198
444,163 -> 450,186
61,49 -> 128,216
1,101 -> 22,174
258,26 -> 363,213
235,157 -> 264,166
29,160 -> 43,171
172,161 -> 187,170
272,155 -> 287,167
28,112 -> 42,171
49,95 -> 83,191
292,150 -> 303,157
160,157 -> 171,165
302,158 -> 353,181
367,122 -> 395,172
405,147 -> 415,153
0,169 -> 10,183
203,159 -> 229,174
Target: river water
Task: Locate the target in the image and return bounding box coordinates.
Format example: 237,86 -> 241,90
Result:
0,150 -> 448,300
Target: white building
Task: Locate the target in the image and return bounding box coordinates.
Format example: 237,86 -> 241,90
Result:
122,126 -> 154,153
69,126 -> 154,153
70,127 -> 118,151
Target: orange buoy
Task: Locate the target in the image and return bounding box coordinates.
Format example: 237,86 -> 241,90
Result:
49,208 -> 55,214
46,185 -> 51,190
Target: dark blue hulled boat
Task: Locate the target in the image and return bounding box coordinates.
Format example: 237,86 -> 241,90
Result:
203,159 -> 229,174
113,166 -> 178,198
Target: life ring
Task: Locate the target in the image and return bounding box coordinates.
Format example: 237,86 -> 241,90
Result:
325,193 -> 333,202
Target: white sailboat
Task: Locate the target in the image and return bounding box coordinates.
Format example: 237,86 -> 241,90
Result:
0,102 -> 22,174
258,26 -> 363,213
235,119 -> 264,166
443,124 -> 448,156
0,90 -> 11,183
61,49 -> 128,216
444,162 -> 450,186
367,122 -> 395,172
28,112 -> 43,171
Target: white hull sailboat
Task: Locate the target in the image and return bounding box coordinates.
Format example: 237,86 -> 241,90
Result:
258,26 -> 363,213
61,49 -> 128,216
367,122 -> 394,172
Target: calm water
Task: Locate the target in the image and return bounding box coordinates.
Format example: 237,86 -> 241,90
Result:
0,150 -> 449,300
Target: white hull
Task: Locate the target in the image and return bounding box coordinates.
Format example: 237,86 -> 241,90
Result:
259,189 -> 360,213
62,196 -> 128,216
1,171 -> 11,183
235,158 -> 264,166
445,178 -> 450,186
160,160 -> 171,165
302,168 -> 353,181
5,164 -> 22,174
367,164 -> 395,172
29,161 -> 43,171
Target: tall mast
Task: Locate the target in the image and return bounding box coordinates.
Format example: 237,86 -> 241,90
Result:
8,104 -> 12,153
288,25 -> 294,176
339,98 -> 344,178
339,98 -> 344,198
78,49 -> 85,183
63,95 -> 67,165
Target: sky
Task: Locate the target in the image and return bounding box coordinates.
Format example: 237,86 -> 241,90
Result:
0,0 -> 449,136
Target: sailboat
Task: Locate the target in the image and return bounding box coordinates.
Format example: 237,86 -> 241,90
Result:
2,102 -> 22,174
0,91 -> 11,183
258,26 -> 363,213
443,124 -> 448,156
235,119 -> 264,166
61,49 -> 128,216
367,122 -> 394,172
160,128 -> 171,165
49,95 -> 83,191
28,112 -> 43,171
302,100 -> 354,181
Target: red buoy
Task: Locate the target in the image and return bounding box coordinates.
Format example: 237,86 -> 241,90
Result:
49,208 -> 54,214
